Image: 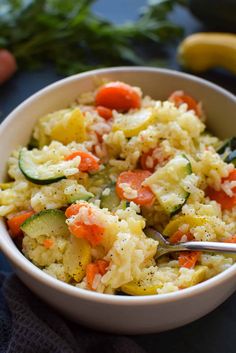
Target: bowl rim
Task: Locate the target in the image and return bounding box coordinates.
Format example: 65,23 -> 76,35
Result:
1,66 -> 236,305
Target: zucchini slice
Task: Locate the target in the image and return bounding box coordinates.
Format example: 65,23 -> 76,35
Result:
21,209 -> 70,238
143,155 -> 192,215
100,184 -> 120,210
19,148 -> 66,185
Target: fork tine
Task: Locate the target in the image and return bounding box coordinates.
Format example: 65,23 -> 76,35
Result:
145,227 -> 169,246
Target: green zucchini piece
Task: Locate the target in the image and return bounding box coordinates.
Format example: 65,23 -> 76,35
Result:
143,154 -> 192,215
19,148 -> 66,185
21,209 -> 70,238
28,135 -> 39,150
100,185 -> 120,210
225,150 -> 236,166
67,188 -> 94,204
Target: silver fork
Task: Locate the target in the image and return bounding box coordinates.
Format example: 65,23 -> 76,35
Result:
145,227 -> 236,260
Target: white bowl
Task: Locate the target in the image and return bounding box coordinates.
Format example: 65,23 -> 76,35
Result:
0,67 -> 236,334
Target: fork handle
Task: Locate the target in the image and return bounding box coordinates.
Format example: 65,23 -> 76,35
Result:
177,241 -> 236,254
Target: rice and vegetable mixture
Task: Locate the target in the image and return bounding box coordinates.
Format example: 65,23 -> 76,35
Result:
1,81 -> 236,295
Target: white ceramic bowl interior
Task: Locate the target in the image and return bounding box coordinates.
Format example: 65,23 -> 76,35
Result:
0,67 -> 236,334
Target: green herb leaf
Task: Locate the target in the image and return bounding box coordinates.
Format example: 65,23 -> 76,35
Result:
0,0 -> 183,75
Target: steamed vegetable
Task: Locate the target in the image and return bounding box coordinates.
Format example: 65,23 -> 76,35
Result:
7,210 -> 34,238
121,280 -> 162,296
116,170 -> 155,206
100,185 -> 120,211
163,215 -> 207,237
21,209 -> 70,238
65,203 -> 105,246
143,155 -> 192,214
63,236 -> 91,282
96,106 -> 113,120
86,260 -> 109,290
206,169 -> 236,210
178,251 -> 201,269
65,151 -> 100,173
112,108 -> 155,138
50,109 -> 87,144
19,148 -> 66,185
95,82 -> 141,112
168,90 -> 202,117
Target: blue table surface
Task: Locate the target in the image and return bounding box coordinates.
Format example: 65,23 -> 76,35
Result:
0,1 -> 236,350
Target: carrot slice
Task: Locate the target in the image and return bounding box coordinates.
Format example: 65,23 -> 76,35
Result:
86,263 -> 100,290
7,210 -> 34,238
178,251 -> 201,269
96,259 -> 109,275
65,203 -> 83,218
68,223 -> 104,247
96,106 -> 113,120
169,230 -> 194,244
95,81 -> 141,112
86,260 -> 109,290
65,151 -> 99,172
168,90 -> 202,116
206,169 -> 236,210
224,235 -> 236,243
43,239 -> 54,249
140,147 -> 168,172
65,203 -> 105,247
116,170 -> 155,206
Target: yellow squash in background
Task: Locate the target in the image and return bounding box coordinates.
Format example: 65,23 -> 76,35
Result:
178,33 -> 236,74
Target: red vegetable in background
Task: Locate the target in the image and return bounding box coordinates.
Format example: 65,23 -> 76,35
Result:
0,49 -> 17,84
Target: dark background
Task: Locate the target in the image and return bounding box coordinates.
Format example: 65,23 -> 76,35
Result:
0,1 -> 236,352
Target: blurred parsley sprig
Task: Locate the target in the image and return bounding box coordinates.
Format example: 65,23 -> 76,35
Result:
0,0 -> 183,75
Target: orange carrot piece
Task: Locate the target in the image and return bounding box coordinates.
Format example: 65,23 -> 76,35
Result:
206,169 -> 236,210
96,106 -> 113,120
86,260 -> 109,290
178,251 -> 201,269
224,235 -> 236,243
65,204 -> 105,247
65,203 -> 83,218
169,230 -> 194,244
68,223 -> 104,247
65,151 -> 99,172
168,90 -> 202,117
116,170 -> 154,206
96,259 -> 109,275
86,263 -> 100,290
7,210 -> 34,238
95,81 -> 141,112
43,239 -> 54,249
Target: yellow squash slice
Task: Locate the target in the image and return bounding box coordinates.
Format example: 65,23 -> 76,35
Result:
63,236 -> 91,282
51,108 -> 87,144
163,215 -> 208,237
112,108 -> 155,137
